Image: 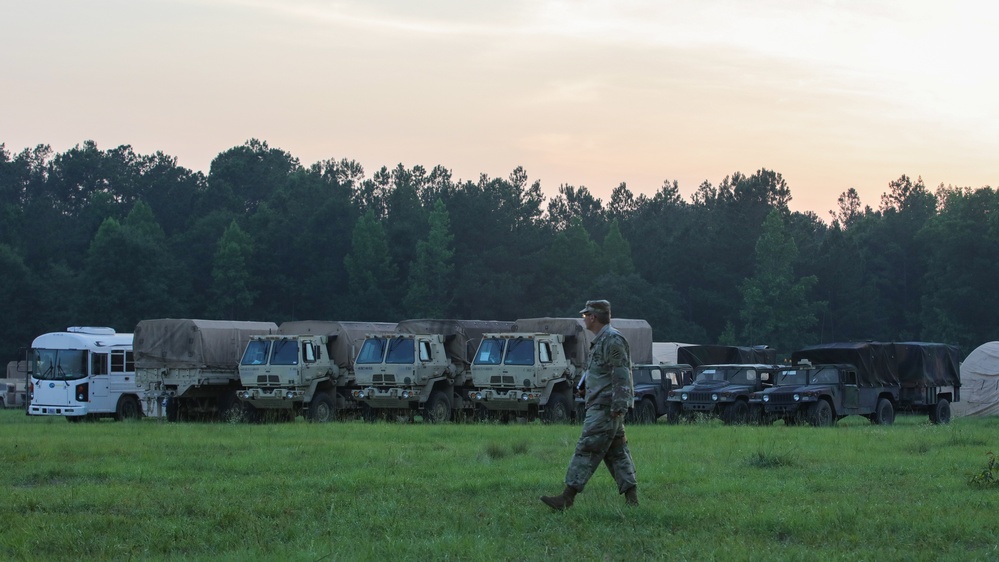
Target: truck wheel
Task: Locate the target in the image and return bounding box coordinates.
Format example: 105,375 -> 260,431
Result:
808,400 -> 833,427
665,402 -> 681,424
872,398 -> 895,425
360,403 -> 378,423
424,391 -> 451,423
218,391 -> 247,423
307,392 -> 336,423
634,398 -> 657,424
722,400 -> 750,425
543,393 -> 572,424
114,395 -> 142,421
930,399 -> 951,425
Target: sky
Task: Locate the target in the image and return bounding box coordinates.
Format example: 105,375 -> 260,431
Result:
2,0 -> 995,217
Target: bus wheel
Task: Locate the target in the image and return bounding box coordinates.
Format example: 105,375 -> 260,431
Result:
115,395 -> 142,421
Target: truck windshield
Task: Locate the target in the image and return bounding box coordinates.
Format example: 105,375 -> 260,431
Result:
270,340 -> 299,365
31,349 -> 87,381
241,340 -> 271,365
385,338 -> 415,364
474,339 -> 504,365
695,368 -> 734,383
504,339 -> 535,366
356,338 -> 388,364
776,369 -> 806,385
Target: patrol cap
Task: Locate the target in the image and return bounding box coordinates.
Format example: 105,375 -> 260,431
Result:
579,299 -> 611,315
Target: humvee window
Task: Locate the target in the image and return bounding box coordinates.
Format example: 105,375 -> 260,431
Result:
777,369 -> 805,385
811,368 -> 839,384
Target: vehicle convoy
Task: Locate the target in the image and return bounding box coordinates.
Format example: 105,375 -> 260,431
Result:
628,363 -> 693,424
236,320 -> 397,422
27,327 -> 146,421
3,360 -> 28,410
135,319 -> 278,421
665,363 -> 782,424
466,317 -> 653,423
749,341 -> 961,426
352,319 -> 515,422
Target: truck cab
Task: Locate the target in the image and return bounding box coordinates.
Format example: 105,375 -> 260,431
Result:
351,333 -> 455,422
237,334 -> 341,422
666,363 -> 781,424
466,332 -> 576,423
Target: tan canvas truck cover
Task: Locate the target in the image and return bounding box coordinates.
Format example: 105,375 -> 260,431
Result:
396,319 -> 515,368
134,319 -> 278,370
512,317 -> 653,366
277,320 -> 397,371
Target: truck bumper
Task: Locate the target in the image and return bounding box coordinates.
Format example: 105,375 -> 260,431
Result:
351,387 -> 420,408
467,389 -> 541,410
237,387 -> 302,408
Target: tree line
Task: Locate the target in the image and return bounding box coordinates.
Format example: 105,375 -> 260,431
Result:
1,138 -> 995,363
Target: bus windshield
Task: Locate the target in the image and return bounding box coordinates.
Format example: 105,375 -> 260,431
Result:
31,349 -> 87,381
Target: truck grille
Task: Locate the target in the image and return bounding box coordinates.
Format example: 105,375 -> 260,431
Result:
490,376 -> 516,386
689,392 -> 713,402
373,374 -> 396,384
256,375 -> 280,386
767,393 -> 797,405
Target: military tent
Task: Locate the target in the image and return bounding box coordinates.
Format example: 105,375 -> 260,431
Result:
953,341 -> 999,417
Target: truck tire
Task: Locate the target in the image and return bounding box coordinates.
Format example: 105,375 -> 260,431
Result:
807,400 -> 833,427
423,390 -> 451,423
929,398 -> 951,425
633,398 -> 657,424
722,400 -> 750,425
219,391 -> 246,423
114,395 -> 142,421
543,392 -> 572,424
871,397 -> 895,425
307,391 -> 336,423
665,402 -> 681,424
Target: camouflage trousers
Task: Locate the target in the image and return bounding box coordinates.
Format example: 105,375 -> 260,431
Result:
564,405 -> 637,493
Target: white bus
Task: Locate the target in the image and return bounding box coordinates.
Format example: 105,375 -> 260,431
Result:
28,327 -> 146,422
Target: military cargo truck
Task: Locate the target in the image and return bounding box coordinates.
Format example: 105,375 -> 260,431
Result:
749,341 -> 961,426
237,320 -> 397,422
135,319 -> 278,421
351,319 -> 514,422
665,363 -> 782,424
2,360 -> 28,409
467,317 -> 653,423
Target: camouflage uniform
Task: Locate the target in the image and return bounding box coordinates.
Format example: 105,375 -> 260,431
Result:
564,322 -> 637,494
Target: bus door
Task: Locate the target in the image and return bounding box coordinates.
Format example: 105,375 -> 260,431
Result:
90,352 -> 111,402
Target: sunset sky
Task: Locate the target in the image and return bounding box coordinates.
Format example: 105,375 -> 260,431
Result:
2,0 -> 994,217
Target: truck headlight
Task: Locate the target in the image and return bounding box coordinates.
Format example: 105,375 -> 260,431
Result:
793,394 -> 801,402
681,392 -> 688,401
711,393 -> 719,401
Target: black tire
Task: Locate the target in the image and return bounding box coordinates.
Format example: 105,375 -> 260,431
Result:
871,397 -> 895,425
361,403 -> 378,423
929,398 -> 951,425
633,398 -> 657,424
423,390 -> 451,423
807,400 -> 834,427
114,395 -> 143,421
543,393 -> 572,424
165,397 -> 181,422
722,400 -> 750,425
665,402 -> 681,424
307,391 -> 336,423
218,391 -> 246,423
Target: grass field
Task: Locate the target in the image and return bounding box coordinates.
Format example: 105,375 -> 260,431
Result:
1,409 -> 998,561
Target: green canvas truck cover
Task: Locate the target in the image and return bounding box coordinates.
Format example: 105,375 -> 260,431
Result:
512,317 -> 653,366
677,345 -> 777,368
893,342 -> 961,388
790,342 -> 899,387
134,319 -> 278,370
277,321 -> 398,371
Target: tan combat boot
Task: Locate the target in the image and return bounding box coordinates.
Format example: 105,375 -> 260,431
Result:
624,486 -> 638,506
540,486 -> 578,511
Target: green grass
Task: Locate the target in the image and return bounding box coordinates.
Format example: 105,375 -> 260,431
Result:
2,410 -> 998,561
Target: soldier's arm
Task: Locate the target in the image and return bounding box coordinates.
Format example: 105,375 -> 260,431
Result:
608,337 -> 632,415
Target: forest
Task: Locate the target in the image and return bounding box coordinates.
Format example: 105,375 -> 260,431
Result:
1,138 -> 996,363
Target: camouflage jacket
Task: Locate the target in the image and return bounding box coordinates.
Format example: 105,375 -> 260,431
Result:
584,324 -> 634,413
